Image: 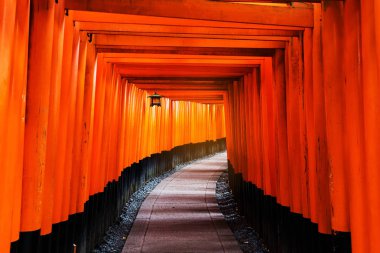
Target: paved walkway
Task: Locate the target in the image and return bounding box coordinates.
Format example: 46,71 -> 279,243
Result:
122,152 -> 241,253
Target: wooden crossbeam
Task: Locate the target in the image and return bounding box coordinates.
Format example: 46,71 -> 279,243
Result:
103,57 -> 262,66
71,11 -> 303,30
96,46 -> 276,56
118,71 -> 248,78
95,33 -> 290,41
145,90 -> 225,95
117,64 -> 252,78
134,83 -> 228,91
171,99 -> 224,104
144,90 -> 225,102
66,0 -> 313,27
102,53 -> 265,60
127,77 -> 234,82
94,34 -> 286,49
211,0 -> 330,2
131,79 -> 230,84
211,0 -> 310,2
78,22 -> 300,37
169,97 -> 224,100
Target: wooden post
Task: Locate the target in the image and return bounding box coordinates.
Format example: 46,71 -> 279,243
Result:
21,0 -> 55,233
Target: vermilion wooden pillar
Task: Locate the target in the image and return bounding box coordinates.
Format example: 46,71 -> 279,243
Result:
61,25 -> 80,222
0,0 -> 30,251
238,77 -> 248,181
333,0 -> 367,252
244,72 -> 254,184
52,13 -> 75,225
97,63 -> 115,191
272,49 -> 290,208
89,55 -> 106,196
361,1 -> 380,252
119,80 -> 128,170
321,1 -> 350,234
310,3 -> 332,235
41,0 -> 65,235
21,0 -> 55,233
69,31 -> 88,215
251,68 -> 262,189
77,38 -> 97,212
285,36 -> 303,216
303,26 -> 318,224
261,58 -> 275,197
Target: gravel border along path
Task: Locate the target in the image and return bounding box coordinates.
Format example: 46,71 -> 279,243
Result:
215,172 -> 270,253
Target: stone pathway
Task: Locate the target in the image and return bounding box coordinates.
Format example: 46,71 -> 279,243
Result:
122,152 -> 241,253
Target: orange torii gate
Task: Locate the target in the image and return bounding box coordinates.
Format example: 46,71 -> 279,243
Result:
1,1 -> 380,253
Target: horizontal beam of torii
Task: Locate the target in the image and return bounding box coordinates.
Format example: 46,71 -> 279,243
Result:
211,0 -> 328,2
212,0 -> 342,3
65,0 -> 313,27
78,22 -> 300,37
94,34 -> 286,49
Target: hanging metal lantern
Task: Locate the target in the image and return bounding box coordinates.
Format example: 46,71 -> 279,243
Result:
148,92 -> 162,107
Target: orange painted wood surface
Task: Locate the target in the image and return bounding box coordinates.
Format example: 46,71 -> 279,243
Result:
1,2 -> 380,253
0,3 -> 226,252
65,0 -> 314,27
223,5 -> 380,253
361,1 -> 380,252
21,0 -> 55,234
0,1 -> 30,252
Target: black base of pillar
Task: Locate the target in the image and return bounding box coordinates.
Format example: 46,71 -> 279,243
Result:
227,161 -> 351,253
10,139 -> 226,253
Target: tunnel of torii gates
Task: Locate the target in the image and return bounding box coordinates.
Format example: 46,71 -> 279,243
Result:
1,0 -> 380,253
